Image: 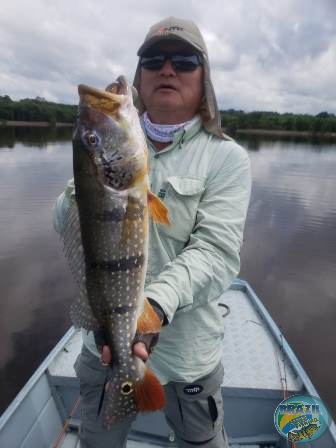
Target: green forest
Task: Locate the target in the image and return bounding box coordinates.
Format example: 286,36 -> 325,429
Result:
220,109 -> 336,134
0,95 -> 77,124
1,95 -> 336,134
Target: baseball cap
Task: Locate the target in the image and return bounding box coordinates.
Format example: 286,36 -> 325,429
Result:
137,17 -> 208,57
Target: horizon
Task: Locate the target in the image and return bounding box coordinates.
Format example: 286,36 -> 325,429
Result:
1,93 -> 335,118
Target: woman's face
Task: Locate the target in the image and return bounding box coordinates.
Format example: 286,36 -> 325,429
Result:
139,42 -> 203,124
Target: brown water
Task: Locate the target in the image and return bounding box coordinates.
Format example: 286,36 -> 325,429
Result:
0,127 -> 335,419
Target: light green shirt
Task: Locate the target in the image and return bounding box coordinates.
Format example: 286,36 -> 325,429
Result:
53,117 -> 251,384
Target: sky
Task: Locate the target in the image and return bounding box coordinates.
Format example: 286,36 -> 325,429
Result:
0,0 -> 335,114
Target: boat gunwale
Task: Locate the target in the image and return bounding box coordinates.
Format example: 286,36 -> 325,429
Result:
0,326 -> 76,431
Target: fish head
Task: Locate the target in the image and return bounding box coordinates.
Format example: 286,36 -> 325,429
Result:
73,76 -> 147,191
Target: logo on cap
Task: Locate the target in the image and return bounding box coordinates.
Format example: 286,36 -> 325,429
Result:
156,26 -> 185,36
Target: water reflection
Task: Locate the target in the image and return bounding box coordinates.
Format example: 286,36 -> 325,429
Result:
0,128 -> 335,420
0,127 -> 76,412
237,132 -> 336,149
0,125 -> 73,149
237,136 -> 336,416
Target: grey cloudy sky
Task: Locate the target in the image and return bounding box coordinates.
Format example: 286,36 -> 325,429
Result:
0,0 -> 335,114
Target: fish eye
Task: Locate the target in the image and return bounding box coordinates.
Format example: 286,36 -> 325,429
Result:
85,132 -> 100,147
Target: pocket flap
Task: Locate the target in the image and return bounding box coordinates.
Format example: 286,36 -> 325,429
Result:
167,176 -> 205,196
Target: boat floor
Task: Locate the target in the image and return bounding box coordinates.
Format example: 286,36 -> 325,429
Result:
60,431 -> 267,448
49,288 -> 302,391
2,281 -> 336,447
50,286 -> 300,448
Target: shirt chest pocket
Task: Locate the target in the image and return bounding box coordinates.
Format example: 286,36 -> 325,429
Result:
158,176 -> 205,243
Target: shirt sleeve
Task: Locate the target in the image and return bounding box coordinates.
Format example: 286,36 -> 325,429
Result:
144,142 -> 251,323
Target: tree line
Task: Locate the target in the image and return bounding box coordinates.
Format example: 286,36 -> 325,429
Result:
0,95 -> 77,124
1,95 -> 336,134
221,109 -> 336,134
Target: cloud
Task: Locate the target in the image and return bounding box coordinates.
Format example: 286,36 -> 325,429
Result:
0,0 -> 335,113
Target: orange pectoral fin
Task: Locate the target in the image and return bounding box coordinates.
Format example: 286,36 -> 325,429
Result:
137,298 -> 162,334
134,367 -> 165,412
147,191 -> 170,225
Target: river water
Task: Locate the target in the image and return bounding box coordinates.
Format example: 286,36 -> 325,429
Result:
0,127 -> 335,419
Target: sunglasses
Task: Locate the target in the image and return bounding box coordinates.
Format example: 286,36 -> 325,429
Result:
140,52 -> 203,72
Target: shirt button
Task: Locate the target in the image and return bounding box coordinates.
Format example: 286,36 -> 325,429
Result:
154,154 -> 160,159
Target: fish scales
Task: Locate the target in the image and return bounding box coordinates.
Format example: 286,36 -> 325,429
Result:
62,76 -> 167,427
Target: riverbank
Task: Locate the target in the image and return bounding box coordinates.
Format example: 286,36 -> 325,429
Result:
1,121 -> 73,127
2,121 -> 336,139
234,128 -> 336,138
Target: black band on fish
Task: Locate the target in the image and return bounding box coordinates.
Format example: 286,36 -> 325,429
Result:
90,254 -> 145,272
95,209 -> 126,222
95,206 -> 144,222
111,305 -> 134,314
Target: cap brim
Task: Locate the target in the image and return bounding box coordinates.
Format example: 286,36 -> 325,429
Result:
137,35 -> 202,56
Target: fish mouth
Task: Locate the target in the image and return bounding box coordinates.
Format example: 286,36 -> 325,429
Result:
106,75 -> 128,95
78,76 -> 129,116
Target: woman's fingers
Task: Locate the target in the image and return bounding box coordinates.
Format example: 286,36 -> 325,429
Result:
133,342 -> 149,362
100,342 -> 149,365
100,345 -> 112,365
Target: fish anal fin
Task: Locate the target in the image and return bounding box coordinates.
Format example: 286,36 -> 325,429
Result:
134,367 -> 165,412
137,298 -> 162,333
147,191 -> 170,225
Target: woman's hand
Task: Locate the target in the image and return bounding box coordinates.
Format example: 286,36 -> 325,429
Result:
100,342 -> 149,365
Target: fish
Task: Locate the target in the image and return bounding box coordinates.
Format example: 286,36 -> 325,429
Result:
61,76 -> 169,427
288,423 -> 320,441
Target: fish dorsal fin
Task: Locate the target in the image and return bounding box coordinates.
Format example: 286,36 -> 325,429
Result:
147,191 -> 170,225
61,202 -> 100,330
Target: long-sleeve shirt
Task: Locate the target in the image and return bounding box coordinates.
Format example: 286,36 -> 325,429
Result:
53,116 -> 251,384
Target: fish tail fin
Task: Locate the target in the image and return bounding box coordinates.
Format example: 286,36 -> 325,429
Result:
134,366 -> 165,412
147,191 -> 170,225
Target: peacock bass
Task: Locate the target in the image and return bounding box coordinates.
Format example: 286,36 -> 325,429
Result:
61,76 -> 169,427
